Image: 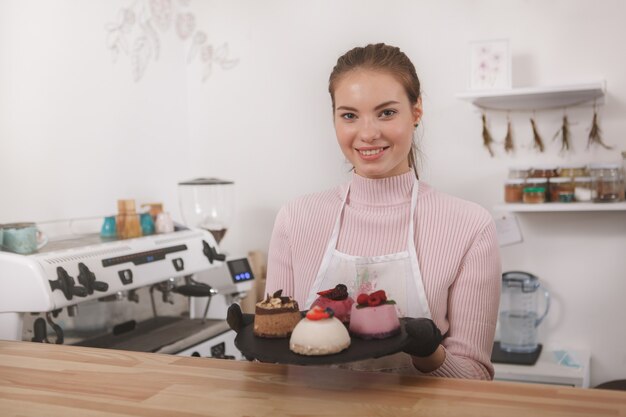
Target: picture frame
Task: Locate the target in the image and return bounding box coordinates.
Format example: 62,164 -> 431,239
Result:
469,39 -> 512,91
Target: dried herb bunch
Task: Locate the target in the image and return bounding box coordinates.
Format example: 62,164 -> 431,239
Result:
530,117 -> 545,152
481,113 -> 495,157
504,116 -> 514,154
587,107 -> 612,149
553,114 -> 571,153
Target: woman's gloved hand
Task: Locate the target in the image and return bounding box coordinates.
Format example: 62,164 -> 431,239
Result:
402,318 -> 443,357
226,303 -> 254,333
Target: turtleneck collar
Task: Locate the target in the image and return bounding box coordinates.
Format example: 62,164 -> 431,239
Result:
349,171 -> 415,207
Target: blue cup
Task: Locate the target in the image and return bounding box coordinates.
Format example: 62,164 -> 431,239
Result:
140,213 -> 155,235
100,216 -> 117,238
1,223 -> 48,254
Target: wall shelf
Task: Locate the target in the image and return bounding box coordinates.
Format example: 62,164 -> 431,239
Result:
457,81 -> 606,111
494,202 -> 626,212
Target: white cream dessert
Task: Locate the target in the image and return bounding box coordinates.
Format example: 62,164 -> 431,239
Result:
289,306 -> 351,356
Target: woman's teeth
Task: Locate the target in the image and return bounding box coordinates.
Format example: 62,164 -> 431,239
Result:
360,148 -> 383,156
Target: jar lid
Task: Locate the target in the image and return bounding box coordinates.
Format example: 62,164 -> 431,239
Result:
574,176 -> 592,182
508,166 -> 530,171
526,178 -> 548,184
502,271 -> 540,291
524,187 -> 546,193
549,177 -> 571,183
505,179 -> 526,184
558,163 -> 587,169
178,177 -> 234,186
588,162 -> 622,170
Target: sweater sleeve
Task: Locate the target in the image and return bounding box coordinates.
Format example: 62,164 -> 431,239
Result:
426,219 -> 502,380
265,205 -> 295,298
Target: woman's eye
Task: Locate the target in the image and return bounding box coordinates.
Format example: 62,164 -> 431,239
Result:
341,113 -> 356,120
380,109 -> 397,118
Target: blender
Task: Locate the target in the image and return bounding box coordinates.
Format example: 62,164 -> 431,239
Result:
492,271 -> 551,365
178,178 -> 235,244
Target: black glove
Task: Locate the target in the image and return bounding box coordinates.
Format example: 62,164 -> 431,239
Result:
226,303 -> 254,333
403,317 -> 443,358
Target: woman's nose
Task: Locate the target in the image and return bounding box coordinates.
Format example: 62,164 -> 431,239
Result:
358,119 -> 381,142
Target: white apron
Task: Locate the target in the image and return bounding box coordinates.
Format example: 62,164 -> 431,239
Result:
305,177 -> 432,372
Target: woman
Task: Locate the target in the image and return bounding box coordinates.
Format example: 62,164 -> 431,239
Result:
265,43 -> 501,379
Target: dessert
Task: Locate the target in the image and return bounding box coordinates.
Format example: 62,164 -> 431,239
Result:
289,306 -> 351,356
349,290 -> 401,340
310,284 -> 354,324
253,290 -> 301,338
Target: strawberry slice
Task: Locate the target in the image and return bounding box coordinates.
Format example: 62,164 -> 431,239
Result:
316,288 -> 334,296
306,306 -> 331,320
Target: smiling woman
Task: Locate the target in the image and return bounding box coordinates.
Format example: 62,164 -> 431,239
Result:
265,43 -> 502,380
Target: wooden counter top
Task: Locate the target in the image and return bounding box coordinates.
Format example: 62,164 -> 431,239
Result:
0,340 -> 624,417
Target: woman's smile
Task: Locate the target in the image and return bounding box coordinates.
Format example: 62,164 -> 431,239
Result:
356,146 -> 390,160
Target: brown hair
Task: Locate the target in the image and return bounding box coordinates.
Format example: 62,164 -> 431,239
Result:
328,43 -> 421,178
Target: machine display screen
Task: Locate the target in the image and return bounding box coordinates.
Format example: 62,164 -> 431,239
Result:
101,245 -> 188,267
227,258 -> 254,283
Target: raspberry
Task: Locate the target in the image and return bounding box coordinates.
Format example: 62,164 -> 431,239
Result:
370,290 -> 387,302
356,293 -> 369,306
368,294 -> 382,307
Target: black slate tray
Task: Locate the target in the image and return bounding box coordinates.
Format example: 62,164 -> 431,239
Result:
234,318 -> 410,365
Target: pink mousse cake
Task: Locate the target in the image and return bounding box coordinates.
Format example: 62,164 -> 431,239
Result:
310,284 -> 354,324
349,290 -> 401,340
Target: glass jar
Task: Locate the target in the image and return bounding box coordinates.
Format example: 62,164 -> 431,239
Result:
558,164 -> 587,179
529,165 -> 558,179
523,178 -> 548,204
573,176 -> 594,202
548,177 -> 575,203
588,163 -> 625,203
504,179 -> 525,203
529,166 -> 558,202
508,166 -> 530,180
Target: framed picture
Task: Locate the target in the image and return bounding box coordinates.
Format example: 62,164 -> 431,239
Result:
469,39 -> 512,91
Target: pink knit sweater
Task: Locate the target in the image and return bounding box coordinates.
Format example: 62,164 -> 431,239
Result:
266,172 -> 502,380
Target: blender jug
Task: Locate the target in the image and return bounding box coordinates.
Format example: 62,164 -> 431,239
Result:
499,271 -> 550,353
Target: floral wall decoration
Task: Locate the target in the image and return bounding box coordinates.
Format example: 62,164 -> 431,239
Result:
106,0 -> 238,82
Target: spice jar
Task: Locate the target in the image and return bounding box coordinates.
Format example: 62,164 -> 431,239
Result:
529,165 -> 558,202
508,166 -> 530,180
504,179 -> 525,203
589,163 -> 625,203
558,164 -> 587,179
549,177 -> 575,203
573,176 -> 594,202
523,178 -> 548,204
529,165 -> 558,179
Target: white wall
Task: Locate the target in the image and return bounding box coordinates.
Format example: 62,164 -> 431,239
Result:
1,0 -> 625,387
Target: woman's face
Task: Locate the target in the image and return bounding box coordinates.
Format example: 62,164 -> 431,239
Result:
333,69 -> 422,179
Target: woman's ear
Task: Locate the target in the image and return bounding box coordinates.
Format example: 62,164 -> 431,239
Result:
412,97 -> 423,126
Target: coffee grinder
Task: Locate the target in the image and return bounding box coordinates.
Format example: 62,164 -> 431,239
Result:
177,178 -> 254,321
